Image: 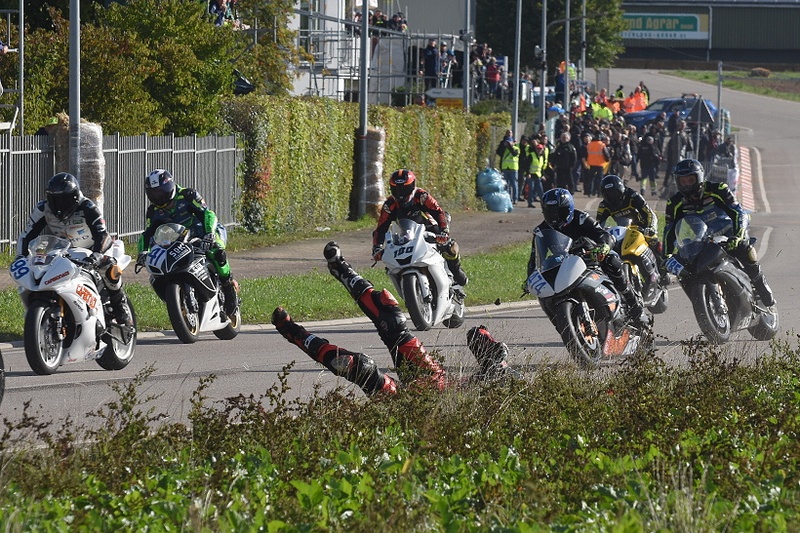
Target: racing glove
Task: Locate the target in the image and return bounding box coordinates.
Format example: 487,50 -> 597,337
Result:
200,233 -> 216,251
590,243 -> 611,260
641,227 -> 656,237
725,236 -> 742,251
136,251 -> 148,267
372,245 -> 384,262
435,233 -> 451,245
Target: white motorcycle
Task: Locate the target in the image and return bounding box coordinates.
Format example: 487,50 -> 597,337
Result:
381,218 -> 465,331
9,236 -> 137,375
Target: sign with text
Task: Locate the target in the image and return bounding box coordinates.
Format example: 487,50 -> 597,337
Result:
622,13 -> 709,40
425,88 -> 464,100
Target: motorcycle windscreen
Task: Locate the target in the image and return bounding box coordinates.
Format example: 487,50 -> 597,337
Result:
153,223 -> 187,247
675,215 -> 709,258
533,228 -> 573,272
29,235 -> 71,266
389,218 -> 418,246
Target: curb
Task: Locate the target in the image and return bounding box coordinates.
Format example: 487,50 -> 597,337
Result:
0,299 -> 540,352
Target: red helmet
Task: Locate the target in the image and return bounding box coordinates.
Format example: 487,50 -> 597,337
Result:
389,169 -> 417,206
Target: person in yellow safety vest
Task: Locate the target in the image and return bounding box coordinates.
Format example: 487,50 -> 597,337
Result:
496,129 -> 521,202
593,101 -> 614,122
526,135 -> 548,207
583,133 -> 610,197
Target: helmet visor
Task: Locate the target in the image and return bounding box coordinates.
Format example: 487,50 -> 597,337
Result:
676,173 -> 698,191
146,182 -> 175,206
391,183 -> 415,205
46,192 -> 78,219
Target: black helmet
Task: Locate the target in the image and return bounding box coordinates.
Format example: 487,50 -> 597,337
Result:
46,172 -> 82,220
145,169 -> 177,207
600,174 -> 626,207
674,158 -> 705,200
541,188 -> 575,229
389,169 -> 417,206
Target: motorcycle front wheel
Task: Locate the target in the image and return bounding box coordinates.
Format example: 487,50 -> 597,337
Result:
166,284 -> 201,344
690,281 -> 731,344
402,274 -> 434,331
97,299 -> 137,370
214,305 -> 241,340
555,300 -> 603,369
24,300 -> 64,375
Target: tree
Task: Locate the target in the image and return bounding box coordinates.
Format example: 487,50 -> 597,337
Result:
475,0 -> 626,78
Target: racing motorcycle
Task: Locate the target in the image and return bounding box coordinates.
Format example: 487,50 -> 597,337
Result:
9,235 -> 137,375
525,228 -> 652,368
137,222 -> 240,343
380,218 -> 465,331
665,206 -> 778,344
607,219 -> 669,314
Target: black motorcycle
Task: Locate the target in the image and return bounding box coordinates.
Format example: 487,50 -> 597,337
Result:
526,228 -> 652,369
137,223 -> 241,344
666,206 -> 778,344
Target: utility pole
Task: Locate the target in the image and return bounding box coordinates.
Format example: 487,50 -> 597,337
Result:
69,0 -> 81,179
564,0 -> 570,112
539,0 -> 547,128
351,3 -> 370,220
512,0 -> 522,139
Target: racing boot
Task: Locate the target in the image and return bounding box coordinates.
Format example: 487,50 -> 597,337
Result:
466,325 -> 517,382
324,241 -> 372,299
440,239 -> 468,286
109,290 -> 134,328
621,287 -> 650,330
221,277 -> 240,316
271,307 -> 397,395
752,273 -> 776,308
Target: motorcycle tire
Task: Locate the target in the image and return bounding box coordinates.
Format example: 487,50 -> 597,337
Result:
442,299 -> 465,329
214,306 -> 241,340
23,300 -> 64,375
648,287 -> 669,314
97,299 -> 137,370
555,300 -> 603,369
402,274 -> 434,331
166,284 -> 201,344
689,281 -> 731,344
748,307 -> 779,341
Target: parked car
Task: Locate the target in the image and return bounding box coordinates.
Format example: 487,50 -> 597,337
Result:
623,94 -> 717,133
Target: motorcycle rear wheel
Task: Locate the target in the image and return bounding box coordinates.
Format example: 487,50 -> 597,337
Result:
24,300 -> 64,375
166,284 -> 201,344
214,306 -> 241,340
555,300 -> 603,369
690,282 -> 731,344
402,274 -> 434,331
97,300 -> 137,370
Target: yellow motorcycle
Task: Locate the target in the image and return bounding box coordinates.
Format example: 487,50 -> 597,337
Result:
607,219 -> 669,314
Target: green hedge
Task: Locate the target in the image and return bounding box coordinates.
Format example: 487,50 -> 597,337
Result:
224,95 -> 508,234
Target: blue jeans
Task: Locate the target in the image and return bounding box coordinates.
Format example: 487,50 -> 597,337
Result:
526,175 -> 544,205
503,169 -> 518,202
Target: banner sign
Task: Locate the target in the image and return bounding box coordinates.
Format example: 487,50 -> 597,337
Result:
622,13 -> 709,40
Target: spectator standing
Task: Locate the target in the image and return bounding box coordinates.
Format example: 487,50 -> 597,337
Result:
636,135 -> 661,197
35,117 -> 59,136
662,120 -> 693,197
526,138 -> 547,206
518,136 -> 532,203
421,39 -> 441,91
485,57 -> 501,98
496,129 -> 520,204
550,131 -> 578,193
583,133 -> 610,197
716,136 -> 739,192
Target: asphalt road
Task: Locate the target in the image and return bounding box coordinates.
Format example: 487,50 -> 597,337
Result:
2,68 -> 799,426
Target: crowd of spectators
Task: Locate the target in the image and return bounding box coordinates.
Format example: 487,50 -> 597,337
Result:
503,81 -> 734,204
208,0 -> 249,29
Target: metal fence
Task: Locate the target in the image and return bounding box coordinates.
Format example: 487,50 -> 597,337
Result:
0,134 -> 242,249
